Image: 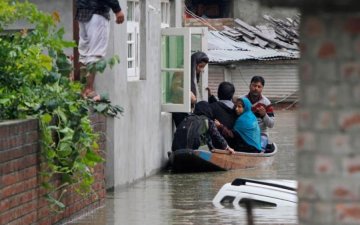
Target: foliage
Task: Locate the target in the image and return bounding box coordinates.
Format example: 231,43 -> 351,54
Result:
87,55 -> 120,74
0,0 -> 122,210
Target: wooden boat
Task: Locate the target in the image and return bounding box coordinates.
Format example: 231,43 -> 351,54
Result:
169,143 -> 277,173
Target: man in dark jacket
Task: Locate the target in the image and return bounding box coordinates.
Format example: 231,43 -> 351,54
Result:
75,0 -> 125,101
209,81 -> 237,148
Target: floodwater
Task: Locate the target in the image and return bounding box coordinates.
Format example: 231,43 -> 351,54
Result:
68,110 -> 297,225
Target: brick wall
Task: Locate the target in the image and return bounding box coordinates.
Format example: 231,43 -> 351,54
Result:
298,13 -> 360,225
184,18 -> 234,30
0,114 -> 106,225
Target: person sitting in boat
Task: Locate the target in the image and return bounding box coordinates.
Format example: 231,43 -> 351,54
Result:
215,97 -> 263,153
205,87 -> 217,103
171,101 -> 235,154
209,81 -> 238,149
242,76 -> 275,150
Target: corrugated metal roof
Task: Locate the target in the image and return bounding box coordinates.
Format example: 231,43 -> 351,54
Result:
208,31 -> 299,63
207,15 -> 300,63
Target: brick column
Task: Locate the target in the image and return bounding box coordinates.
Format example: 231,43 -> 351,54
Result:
298,12 -> 360,224
258,1 -> 360,224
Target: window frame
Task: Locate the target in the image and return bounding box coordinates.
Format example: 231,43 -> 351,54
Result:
160,0 -> 170,28
127,0 -> 141,81
160,27 -> 208,113
190,27 -> 209,104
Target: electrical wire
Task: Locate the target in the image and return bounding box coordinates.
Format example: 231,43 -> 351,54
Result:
184,6 -> 219,31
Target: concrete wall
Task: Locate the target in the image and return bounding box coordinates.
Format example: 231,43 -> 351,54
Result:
184,18 -> 234,30
234,0 -> 299,25
99,0 -> 173,188
30,0 -> 174,189
28,0 -> 74,55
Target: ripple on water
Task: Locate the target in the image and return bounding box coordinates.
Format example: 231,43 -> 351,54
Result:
68,110 -> 298,225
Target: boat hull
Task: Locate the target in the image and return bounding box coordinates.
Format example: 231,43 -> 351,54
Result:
169,144 -> 277,173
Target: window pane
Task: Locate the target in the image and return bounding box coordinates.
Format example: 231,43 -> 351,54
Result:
127,2 -> 133,21
160,2 -> 169,25
161,35 -> 184,69
161,27 -> 194,112
191,34 -> 202,53
136,33 -> 139,67
128,61 -> 133,69
128,43 -> 133,58
134,2 -> 140,22
161,3 -> 165,23
162,71 -> 184,104
165,3 -> 169,23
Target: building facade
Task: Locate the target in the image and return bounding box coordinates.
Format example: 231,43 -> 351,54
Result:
28,0 -> 181,189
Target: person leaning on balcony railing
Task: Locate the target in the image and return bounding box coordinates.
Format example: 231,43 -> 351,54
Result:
75,0 -> 125,101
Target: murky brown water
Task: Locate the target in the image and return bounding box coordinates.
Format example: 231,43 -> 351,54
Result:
67,110 -> 297,225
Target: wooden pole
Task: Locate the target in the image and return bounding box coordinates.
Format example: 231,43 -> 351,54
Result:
245,200 -> 254,225
72,0 -> 80,81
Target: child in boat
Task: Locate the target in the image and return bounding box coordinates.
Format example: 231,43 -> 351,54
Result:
172,101 -> 235,154
215,97 -> 262,153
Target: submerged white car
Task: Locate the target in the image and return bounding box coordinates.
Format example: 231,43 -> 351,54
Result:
213,178 -> 297,208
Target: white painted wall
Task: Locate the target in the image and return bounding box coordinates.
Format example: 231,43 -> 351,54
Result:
95,0 -> 174,188
30,0 -> 174,189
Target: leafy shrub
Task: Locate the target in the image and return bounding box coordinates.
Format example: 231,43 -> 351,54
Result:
0,0 -> 122,210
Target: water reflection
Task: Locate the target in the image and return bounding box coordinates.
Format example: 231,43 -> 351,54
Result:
68,110 -> 297,225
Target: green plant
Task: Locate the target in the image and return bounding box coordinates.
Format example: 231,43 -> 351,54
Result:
0,0 -> 122,211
